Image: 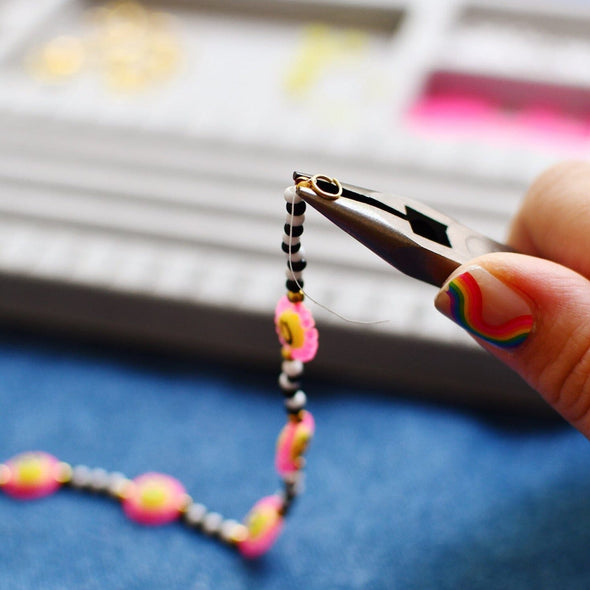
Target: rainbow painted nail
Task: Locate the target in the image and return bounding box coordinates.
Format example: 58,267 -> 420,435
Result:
435,267 -> 533,349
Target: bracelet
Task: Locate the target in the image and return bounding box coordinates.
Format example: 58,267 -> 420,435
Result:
0,180 -> 318,559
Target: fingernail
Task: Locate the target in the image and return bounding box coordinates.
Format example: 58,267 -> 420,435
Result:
435,266 -> 534,349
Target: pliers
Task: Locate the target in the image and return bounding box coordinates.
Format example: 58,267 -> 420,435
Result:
293,172 -> 514,288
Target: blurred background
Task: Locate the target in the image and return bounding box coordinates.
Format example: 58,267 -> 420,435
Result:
3,2 -> 590,589
2,0 -> 590,408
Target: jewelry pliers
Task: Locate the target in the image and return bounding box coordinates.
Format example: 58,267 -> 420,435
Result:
293,172 -> 514,288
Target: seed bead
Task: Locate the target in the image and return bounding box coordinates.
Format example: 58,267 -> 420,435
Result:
285,390 -> 307,412
56,462 -> 73,484
285,268 -> 304,282
286,279 -> 303,292
287,213 -> 305,227
71,465 -> 92,488
288,248 -> 306,264
184,502 -> 207,528
286,201 -> 306,216
279,372 -> 299,393
284,224 -> 304,238
202,511 -> 223,536
287,291 -> 304,303
282,241 -> 301,255
220,519 -> 248,544
282,359 -> 303,378
89,468 -> 110,493
0,464 -> 10,486
282,233 -> 300,247
107,472 -> 131,499
288,259 -> 307,272
284,187 -> 302,204
283,471 -> 305,495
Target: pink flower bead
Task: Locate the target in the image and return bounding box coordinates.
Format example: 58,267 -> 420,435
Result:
275,411 -> 315,477
122,472 -> 186,526
2,451 -> 62,500
275,296 -> 318,362
238,495 -> 284,559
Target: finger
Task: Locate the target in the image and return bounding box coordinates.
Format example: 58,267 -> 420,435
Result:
435,253 -> 590,437
508,160 -> 590,280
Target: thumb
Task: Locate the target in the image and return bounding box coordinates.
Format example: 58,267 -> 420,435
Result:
435,253 -> 590,436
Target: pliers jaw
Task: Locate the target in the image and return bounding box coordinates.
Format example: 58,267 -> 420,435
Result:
292,172 -> 514,288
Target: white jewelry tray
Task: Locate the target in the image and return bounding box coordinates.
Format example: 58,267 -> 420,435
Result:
0,0 -> 588,410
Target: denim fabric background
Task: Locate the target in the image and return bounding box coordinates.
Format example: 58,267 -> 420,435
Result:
0,331 -> 589,590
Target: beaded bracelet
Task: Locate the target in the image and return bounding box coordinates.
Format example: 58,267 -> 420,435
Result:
0,178 -> 319,558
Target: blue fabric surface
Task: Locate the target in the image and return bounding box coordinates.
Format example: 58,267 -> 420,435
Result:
0,331 -> 589,590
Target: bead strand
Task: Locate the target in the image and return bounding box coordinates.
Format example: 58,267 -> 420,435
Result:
0,179 -> 319,560
0,452 -> 248,548
283,187 -> 306,296
270,185 -> 318,521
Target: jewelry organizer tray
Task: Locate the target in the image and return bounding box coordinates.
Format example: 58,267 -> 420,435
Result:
0,0 -> 588,409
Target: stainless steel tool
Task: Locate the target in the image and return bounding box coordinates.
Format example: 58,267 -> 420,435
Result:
293,172 -> 514,287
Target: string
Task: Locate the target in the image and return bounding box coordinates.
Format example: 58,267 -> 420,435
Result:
287,194 -> 390,326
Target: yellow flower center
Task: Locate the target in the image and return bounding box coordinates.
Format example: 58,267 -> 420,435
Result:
247,508 -> 273,538
292,429 -> 311,458
278,310 -> 305,348
17,457 -> 44,485
140,482 -> 167,509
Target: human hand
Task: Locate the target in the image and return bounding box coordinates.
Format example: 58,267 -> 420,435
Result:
434,161 -> 590,436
